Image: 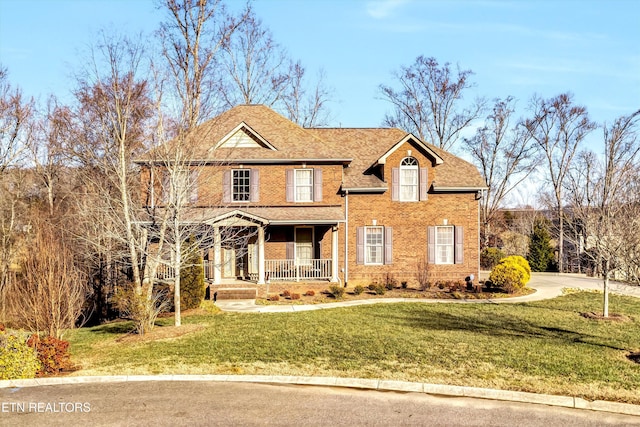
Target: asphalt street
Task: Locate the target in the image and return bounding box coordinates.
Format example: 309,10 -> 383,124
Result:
1,381 -> 639,427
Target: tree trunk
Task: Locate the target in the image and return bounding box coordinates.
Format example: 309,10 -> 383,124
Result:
173,217 -> 181,327
603,259 -> 610,318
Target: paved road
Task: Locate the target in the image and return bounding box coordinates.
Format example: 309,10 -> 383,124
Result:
1,381 -> 638,427
216,273 -> 640,312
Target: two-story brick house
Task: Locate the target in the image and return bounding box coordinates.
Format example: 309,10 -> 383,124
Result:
138,105 -> 486,296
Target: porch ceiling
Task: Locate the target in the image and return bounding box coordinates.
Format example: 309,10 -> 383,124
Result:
180,206 -> 345,225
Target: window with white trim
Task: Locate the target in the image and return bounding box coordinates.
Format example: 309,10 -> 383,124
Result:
365,226 -> 384,265
232,169 -> 250,201
435,226 -> 454,264
295,169 -> 313,202
400,157 -> 419,201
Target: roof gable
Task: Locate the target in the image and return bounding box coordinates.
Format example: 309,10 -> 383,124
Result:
376,134 -> 444,166
214,122 -> 277,151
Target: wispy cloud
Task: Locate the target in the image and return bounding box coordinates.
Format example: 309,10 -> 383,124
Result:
366,0 -> 410,19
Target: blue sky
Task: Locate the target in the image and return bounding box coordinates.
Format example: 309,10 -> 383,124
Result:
1,0 -> 639,133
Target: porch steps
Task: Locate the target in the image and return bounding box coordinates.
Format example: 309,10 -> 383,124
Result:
214,287 -> 257,300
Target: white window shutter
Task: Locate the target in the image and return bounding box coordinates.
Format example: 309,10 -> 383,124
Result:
391,167 -> 399,201
222,170 -> 231,203
419,167 -> 428,201
313,168 -> 323,202
356,227 -> 364,265
250,169 -> 260,202
455,226 -> 464,264
427,226 -> 435,264
286,169 -> 294,202
384,227 -> 393,265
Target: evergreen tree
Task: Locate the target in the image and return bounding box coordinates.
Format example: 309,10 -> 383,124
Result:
528,217 -> 555,272
179,237 -> 205,310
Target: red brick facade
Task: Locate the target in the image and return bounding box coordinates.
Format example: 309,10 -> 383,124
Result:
138,105 -> 485,289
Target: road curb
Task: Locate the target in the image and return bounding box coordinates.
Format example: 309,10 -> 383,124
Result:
1,375 -> 639,417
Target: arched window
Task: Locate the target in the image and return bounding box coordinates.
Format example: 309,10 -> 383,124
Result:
400,157 -> 419,201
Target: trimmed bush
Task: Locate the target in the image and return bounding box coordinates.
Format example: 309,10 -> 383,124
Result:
328,284 -> 345,299
501,255 -> 531,283
0,331 -> 40,380
27,335 -> 73,376
180,238 -> 206,310
282,290 -> 291,297
481,247 -> 506,270
268,293 -> 280,301
290,293 -> 301,300
353,285 -> 365,295
374,284 -> 386,295
305,290 -> 315,297
489,256 -> 530,294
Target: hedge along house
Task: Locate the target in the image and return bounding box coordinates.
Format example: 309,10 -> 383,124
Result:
136,105 -> 486,297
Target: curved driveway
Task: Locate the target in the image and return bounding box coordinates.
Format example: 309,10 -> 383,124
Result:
215,273 -> 640,313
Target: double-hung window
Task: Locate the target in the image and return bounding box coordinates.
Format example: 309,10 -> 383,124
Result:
365,226 -> 384,265
435,226 -> 454,264
232,169 -> 250,202
399,157 -> 419,201
356,226 -> 392,265
295,169 -> 313,202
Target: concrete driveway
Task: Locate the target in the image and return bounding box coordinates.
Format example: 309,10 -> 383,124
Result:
215,273 -> 640,312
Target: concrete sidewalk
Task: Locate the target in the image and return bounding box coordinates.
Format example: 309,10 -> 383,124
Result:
215,272 -> 640,313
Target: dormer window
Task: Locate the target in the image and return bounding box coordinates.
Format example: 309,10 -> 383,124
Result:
400,157 -> 419,201
392,156 -> 428,202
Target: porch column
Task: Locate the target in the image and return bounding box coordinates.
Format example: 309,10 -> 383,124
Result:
213,226 -> 221,285
257,225 -> 266,284
331,225 -> 339,282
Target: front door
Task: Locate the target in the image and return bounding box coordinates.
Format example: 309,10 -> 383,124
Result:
222,247 -> 235,278
295,227 -> 314,266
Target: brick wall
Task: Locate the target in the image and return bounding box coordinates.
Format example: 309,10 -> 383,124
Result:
345,141 -> 480,286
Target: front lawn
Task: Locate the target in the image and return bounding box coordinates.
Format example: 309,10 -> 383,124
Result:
67,292 -> 640,404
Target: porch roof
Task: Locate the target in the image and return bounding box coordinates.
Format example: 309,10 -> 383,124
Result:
180,206 -> 345,225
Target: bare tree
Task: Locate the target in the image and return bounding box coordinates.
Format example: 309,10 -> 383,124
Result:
379,56 -> 485,150
8,223 -> 88,339
524,93 -> 596,273
281,62 -> 333,127
463,97 -> 538,247
217,5 -> 289,108
0,67 -> 35,321
157,0 -> 244,327
0,67 -> 33,173
69,33 -> 160,333
566,110 -> 640,316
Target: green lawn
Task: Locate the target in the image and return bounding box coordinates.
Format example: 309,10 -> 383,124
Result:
67,292 -> 640,404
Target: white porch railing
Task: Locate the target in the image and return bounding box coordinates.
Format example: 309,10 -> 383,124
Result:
265,259 -> 332,281
156,259 -> 333,282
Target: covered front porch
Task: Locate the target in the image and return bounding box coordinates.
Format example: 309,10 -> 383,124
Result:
157,209 -> 342,284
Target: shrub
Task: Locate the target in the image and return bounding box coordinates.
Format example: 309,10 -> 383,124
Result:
368,282 -> 377,291
305,290 -> 315,297
328,284 -> 345,299
27,335 -> 73,376
489,257 -> 529,294
268,293 -> 280,301
401,281 -> 408,289
0,331 -> 40,380
481,247 -> 506,270
374,284 -> 386,295
290,293 -> 301,300
501,255 -> 531,283
180,238 -> 206,310
384,273 -> 397,290
282,289 -> 291,297
353,285 -> 365,295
